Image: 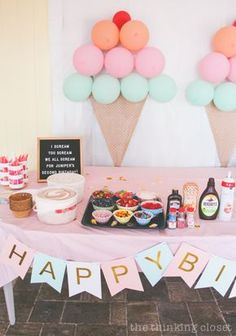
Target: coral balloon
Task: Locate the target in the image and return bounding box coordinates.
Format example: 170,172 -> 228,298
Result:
73,44 -> 104,76
120,20 -> 149,51
228,56 -> 236,83
92,74 -> 120,104
105,47 -> 134,78
149,75 -> 177,102
113,11 -> 131,30
63,73 -> 93,102
186,80 -> 214,106
135,47 -> 165,78
198,52 -> 230,84
214,82 -> 236,112
91,20 -> 119,51
212,26 -> 236,58
121,73 -> 148,102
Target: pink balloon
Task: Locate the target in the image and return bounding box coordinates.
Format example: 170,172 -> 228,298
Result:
73,44 -> 104,76
104,47 -> 134,78
135,47 -> 165,78
198,52 -> 230,83
228,56 -> 236,83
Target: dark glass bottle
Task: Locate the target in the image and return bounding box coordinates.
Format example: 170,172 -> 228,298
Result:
199,178 -> 220,220
166,189 -> 182,215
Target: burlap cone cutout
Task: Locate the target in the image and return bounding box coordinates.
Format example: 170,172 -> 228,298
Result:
90,96 -> 146,166
206,103 -> 236,167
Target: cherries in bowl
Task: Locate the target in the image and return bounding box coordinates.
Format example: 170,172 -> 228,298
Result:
116,198 -> 139,212
141,201 -> 163,216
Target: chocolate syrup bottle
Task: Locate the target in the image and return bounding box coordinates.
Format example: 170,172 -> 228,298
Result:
199,178 -> 220,220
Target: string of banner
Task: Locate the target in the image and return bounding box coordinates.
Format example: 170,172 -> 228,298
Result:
0,235 -> 236,299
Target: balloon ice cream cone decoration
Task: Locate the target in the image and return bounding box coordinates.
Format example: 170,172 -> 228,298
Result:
64,11 -> 177,166
186,21 -> 236,166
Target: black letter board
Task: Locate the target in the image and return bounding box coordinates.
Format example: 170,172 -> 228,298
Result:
37,137 -> 83,182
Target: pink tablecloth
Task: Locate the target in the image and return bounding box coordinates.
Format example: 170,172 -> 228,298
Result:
0,166 -> 236,262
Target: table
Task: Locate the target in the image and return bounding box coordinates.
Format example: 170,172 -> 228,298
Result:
0,166 -> 236,324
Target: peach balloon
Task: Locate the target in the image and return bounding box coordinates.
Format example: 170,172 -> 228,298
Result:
120,20 -> 149,51
91,20 -> 119,51
228,56 -> 236,83
212,26 -> 236,58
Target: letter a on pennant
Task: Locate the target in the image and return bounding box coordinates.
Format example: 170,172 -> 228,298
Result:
164,243 -> 210,287
101,257 -> 143,296
31,253 -> 66,293
0,235 -> 35,279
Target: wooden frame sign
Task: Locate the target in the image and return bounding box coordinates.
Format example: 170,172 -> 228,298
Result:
37,137 -> 83,182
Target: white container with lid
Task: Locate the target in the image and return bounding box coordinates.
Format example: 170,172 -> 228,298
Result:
47,173 -> 85,203
34,187 -> 78,225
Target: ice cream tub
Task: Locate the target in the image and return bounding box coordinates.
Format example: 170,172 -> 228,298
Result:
47,173 -> 85,203
34,187 -> 78,225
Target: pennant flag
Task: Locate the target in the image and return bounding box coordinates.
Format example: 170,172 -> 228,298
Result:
0,235 -> 35,279
206,103 -> 236,167
164,243 -> 210,287
31,253 -> 66,293
102,257 -> 143,296
135,242 -> 173,286
67,261 -> 102,299
229,280 -> 236,299
195,256 -> 236,296
90,96 -> 146,166
0,263 -> 18,287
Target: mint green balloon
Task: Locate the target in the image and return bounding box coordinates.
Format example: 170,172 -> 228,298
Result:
149,74 -> 177,102
92,74 -> 120,104
214,82 -> 236,112
186,80 -> 214,106
121,73 -> 148,102
63,73 -> 92,101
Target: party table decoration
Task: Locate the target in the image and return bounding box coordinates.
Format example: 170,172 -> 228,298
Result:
63,11 -> 177,166
37,137 -> 83,181
186,20 -> 236,166
0,154 -> 28,188
82,192 -> 165,229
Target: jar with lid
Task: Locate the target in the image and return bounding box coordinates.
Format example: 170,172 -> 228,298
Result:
167,207 -> 177,229
177,207 -> 186,229
186,207 -> 195,228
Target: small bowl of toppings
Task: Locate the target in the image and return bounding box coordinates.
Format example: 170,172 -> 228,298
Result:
92,210 -> 113,224
92,190 -> 114,200
116,197 -> 139,212
92,198 -> 115,211
113,209 -> 133,224
141,201 -> 163,216
134,210 -> 153,226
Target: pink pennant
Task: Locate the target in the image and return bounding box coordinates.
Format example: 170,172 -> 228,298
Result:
164,243 -> 211,287
102,257 -> 143,296
0,235 -> 35,279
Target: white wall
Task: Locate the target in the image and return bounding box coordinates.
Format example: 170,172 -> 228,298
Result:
48,0 -> 236,167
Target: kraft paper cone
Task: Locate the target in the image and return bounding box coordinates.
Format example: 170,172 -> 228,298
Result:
90,96 -> 146,166
206,103 -> 236,167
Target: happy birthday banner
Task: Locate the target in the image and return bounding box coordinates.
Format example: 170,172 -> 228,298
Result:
0,235 -> 236,299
